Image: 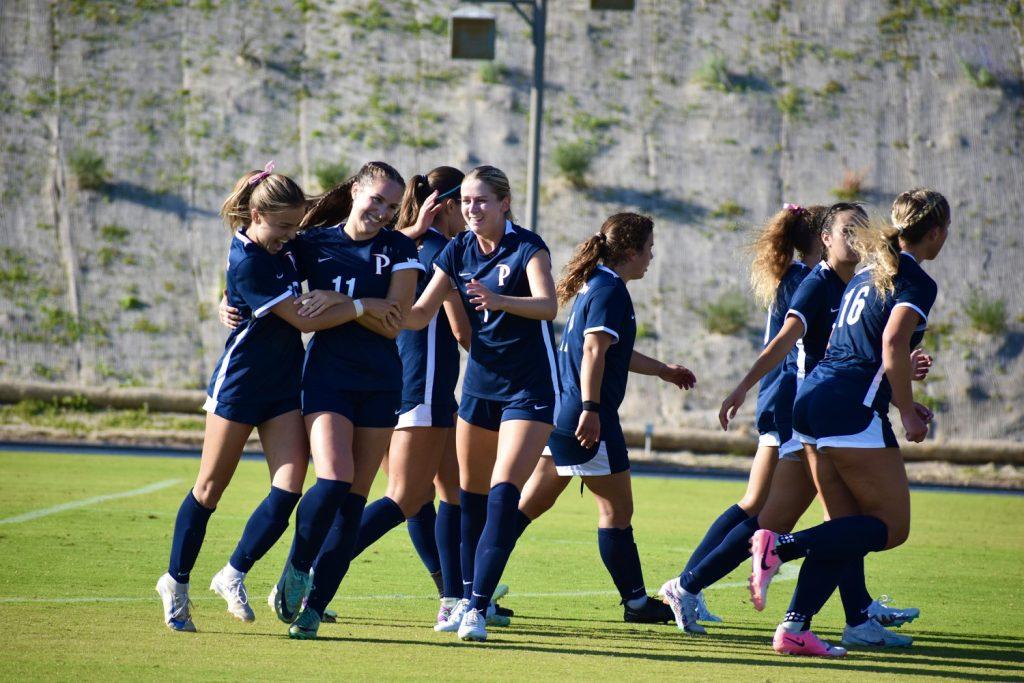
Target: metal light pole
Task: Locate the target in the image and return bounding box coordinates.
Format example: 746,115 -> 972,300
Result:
451,1 -> 633,232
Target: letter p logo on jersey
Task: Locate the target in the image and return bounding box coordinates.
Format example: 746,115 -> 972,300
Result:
497,264 -> 511,288
374,253 -> 391,275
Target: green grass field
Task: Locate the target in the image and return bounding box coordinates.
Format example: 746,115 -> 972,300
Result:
1,450 -> 1022,681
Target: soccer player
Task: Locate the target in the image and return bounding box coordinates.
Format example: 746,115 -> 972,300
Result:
664,203 -> 824,625
749,189 -> 949,658
157,164 -> 383,632
661,203 -> 922,644
514,213 -> 697,624
342,166 -> 474,626
404,165 -> 558,642
274,162 -> 424,640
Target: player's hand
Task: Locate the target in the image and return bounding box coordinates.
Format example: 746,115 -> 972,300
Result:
659,363 -> 696,390
408,190 -> 443,239
219,292 -> 242,329
363,298 -> 402,329
910,348 -> 933,381
296,289 -> 348,318
899,404 -> 929,442
575,410 -> 601,449
718,386 -> 746,431
913,401 -> 934,424
467,279 -> 504,313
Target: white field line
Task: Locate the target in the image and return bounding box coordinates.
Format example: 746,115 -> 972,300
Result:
0,479 -> 183,525
0,562 -> 800,605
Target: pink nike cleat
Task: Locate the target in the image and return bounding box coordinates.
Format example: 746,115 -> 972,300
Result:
773,624 -> 847,657
749,529 -> 781,611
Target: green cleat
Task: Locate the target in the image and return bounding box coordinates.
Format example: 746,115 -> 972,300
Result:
275,564 -> 312,624
288,607 -> 321,640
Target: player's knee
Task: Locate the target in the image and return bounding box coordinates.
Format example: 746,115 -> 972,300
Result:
885,522 -> 910,550
599,503 -> 632,529
192,479 -> 224,508
737,492 -> 766,515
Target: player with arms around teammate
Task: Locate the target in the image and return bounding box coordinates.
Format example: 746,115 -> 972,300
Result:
405,165 -> 558,642
274,162 -> 423,639
514,213 -> 697,624
157,164 -> 374,632
342,167 -> 474,626
661,203 -> 922,644
749,189 -> 949,658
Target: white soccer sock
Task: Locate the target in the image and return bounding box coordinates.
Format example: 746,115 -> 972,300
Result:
223,564 -> 246,581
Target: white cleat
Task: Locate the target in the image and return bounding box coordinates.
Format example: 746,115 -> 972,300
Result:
842,617 -> 913,648
437,598 -> 460,627
866,596 -> 920,628
210,568 -> 255,622
435,598 -> 469,632
156,573 -> 196,632
267,584 -> 277,610
658,578 -> 706,634
485,602 -> 511,627
696,591 -> 723,623
492,583 -> 509,602
458,608 -> 488,642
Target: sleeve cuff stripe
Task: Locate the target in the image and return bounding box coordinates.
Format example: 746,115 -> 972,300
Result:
253,290 -> 294,318
393,262 -> 426,272
893,301 -> 928,324
785,309 -> 807,336
583,326 -> 620,342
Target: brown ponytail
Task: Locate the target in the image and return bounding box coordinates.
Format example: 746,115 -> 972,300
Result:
556,212 -> 654,306
749,205 -> 821,309
395,166 -> 465,231
302,161 -> 404,229
219,167 -> 306,231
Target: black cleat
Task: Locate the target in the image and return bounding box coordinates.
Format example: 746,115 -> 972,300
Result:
494,603 -> 514,618
623,596 -> 675,624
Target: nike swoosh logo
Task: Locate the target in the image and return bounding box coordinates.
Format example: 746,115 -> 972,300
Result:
865,639 -> 886,646
276,273 -> 284,279
533,405 -> 548,410
830,307 -> 840,313
458,272 -> 473,278
318,257 -> 332,263
760,553 -> 773,571
784,635 -> 806,647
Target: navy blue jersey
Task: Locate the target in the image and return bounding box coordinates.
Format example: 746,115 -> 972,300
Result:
207,230 -> 303,404
293,224 -> 424,392
754,262 -> 811,423
434,220 -> 558,402
398,228 -> 461,407
786,261 -> 847,380
814,252 -> 937,412
555,266 -> 636,430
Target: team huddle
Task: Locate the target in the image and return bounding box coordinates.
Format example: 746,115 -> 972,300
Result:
154,158 -> 950,659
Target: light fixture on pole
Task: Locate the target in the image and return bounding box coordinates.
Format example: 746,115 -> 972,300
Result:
451,1 -> 634,233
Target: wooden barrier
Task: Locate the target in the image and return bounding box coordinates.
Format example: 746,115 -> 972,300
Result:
2,381 -> 1022,465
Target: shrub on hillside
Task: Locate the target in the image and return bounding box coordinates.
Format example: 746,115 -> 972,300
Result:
552,140 -> 596,188
964,292 -> 1007,334
700,291 -> 749,335
69,148 -> 109,191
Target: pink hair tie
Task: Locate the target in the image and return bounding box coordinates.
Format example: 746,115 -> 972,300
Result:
783,202 -> 806,215
249,160 -> 275,185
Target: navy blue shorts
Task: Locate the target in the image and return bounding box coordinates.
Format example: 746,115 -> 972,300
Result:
301,387 -> 402,429
458,394 -> 555,432
203,395 -> 299,426
545,417 -> 629,477
396,399 -> 458,429
793,378 -> 898,450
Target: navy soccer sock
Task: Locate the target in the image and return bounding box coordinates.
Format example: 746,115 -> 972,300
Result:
786,553 -> 850,627
229,486 -> 301,573
683,504 -> 749,574
515,510 -> 533,540
776,515 -> 888,562
459,489 -> 488,601
306,494 -> 368,617
436,501 -> 463,599
407,502 -> 442,575
288,478 -> 351,573
597,527 -> 647,603
167,490 -> 215,583
468,483 -> 522,612
837,556 -> 872,626
349,496 -> 405,561
680,515 -> 761,593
